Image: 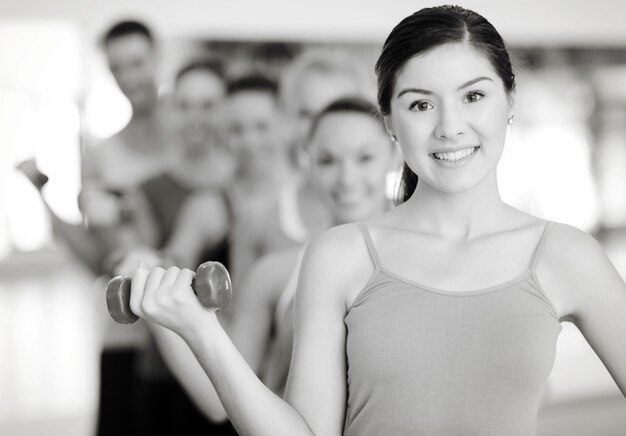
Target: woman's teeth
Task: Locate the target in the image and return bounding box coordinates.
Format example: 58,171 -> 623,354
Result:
432,146 -> 479,162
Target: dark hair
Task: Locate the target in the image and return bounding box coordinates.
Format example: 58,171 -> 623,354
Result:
226,74 -> 279,97
375,5 -> 515,203
102,20 -> 154,48
307,97 -> 385,142
175,59 -> 225,85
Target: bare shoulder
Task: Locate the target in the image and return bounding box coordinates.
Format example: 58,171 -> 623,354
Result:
535,221 -> 611,320
188,189 -> 226,210
299,223 -> 375,310
542,222 -> 604,261
304,223 -> 370,271
81,140 -> 107,169
81,135 -> 125,172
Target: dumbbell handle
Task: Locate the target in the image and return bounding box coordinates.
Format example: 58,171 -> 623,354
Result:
106,261 -> 232,324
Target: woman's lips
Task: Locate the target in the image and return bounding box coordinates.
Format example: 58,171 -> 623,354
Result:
430,146 -> 480,167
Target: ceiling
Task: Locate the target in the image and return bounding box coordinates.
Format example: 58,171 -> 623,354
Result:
1,0 -> 625,47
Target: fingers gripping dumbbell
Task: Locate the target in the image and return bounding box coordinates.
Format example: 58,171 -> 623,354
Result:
106,261 -> 232,324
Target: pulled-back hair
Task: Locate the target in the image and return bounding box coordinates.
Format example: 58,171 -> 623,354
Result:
227,74 -> 279,97
307,96 -> 384,142
102,20 -> 154,48
375,5 -> 515,203
175,59 -> 225,85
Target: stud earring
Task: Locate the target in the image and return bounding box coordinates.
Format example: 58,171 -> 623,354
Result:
507,114 -> 516,125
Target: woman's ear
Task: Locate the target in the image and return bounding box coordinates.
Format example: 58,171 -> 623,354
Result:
506,93 -> 515,119
295,145 -> 312,173
383,117 -> 397,143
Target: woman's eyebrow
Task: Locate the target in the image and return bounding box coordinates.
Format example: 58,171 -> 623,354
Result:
396,88 -> 432,98
396,76 -> 493,98
457,76 -> 492,90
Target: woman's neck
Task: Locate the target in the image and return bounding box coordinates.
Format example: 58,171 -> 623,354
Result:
238,158 -> 294,193
122,102 -> 168,153
403,171 -> 507,242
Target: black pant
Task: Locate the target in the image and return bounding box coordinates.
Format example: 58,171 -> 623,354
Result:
96,348 -> 238,436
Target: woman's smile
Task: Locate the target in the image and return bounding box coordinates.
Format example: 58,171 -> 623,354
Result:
430,145 -> 481,167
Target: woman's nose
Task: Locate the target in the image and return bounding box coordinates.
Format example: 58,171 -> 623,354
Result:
338,161 -> 359,187
434,105 -> 466,140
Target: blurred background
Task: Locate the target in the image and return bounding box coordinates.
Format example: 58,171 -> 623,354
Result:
1,0 -> 626,435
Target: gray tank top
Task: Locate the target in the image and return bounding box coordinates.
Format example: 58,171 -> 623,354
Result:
343,222 -> 562,436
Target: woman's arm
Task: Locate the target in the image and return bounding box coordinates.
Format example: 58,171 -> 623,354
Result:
227,248 -> 300,372
149,324 -> 228,422
536,223 -> 626,396
128,226 -> 360,435
147,247 -> 300,421
127,187 -> 161,248
229,213 -> 263,288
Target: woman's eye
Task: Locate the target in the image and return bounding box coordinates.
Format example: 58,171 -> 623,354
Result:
463,91 -> 485,103
317,155 -> 335,166
359,153 -> 374,163
409,100 -> 433,112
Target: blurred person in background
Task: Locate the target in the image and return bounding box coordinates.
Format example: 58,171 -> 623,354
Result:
17,19 -> 171,436
87,19 -> 174,436
16,19 -> 170,278
85,21 -> 176,436
18,19 -> 179,436
117,59 -> 235,271
217,74 -> 302,287
277,48 -> 377,241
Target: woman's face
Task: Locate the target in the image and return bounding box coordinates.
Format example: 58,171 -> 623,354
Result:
227,90 -> 287,179
308,112 -> 393,224
175,70 -> 225,150
105,34 -> 157,111
388,43 -> 513,194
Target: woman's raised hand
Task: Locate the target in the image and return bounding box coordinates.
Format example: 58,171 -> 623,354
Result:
129,264 -> 219,342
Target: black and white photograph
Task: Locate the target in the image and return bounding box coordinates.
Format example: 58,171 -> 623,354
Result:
0,1 -> 625,435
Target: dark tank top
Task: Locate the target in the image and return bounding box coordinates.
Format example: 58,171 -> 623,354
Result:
141,173 -> 230,267
343,222 -> 562,436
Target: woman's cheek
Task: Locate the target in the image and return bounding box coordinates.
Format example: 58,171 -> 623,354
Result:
313,167 -> 335,193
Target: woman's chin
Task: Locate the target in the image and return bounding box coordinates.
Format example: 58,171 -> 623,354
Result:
332,205 -> 372,226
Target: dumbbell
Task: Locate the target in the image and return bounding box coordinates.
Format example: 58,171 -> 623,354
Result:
16,159 -> 49,191
106,261 -> 232,324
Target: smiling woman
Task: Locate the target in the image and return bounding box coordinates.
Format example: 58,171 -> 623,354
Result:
389,43 -> 512,195
123,5 -> 626,436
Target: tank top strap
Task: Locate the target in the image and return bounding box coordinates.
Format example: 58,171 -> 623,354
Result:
356,222 -> 381,270
530,221 -> 554,272
221,190 -> 235,223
